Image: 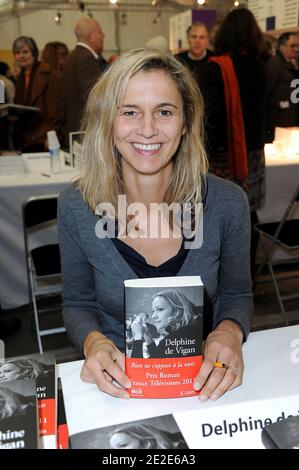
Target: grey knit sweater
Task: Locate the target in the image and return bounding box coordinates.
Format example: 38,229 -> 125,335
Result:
58,174 -> 253,352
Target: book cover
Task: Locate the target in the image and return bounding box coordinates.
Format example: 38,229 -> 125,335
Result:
56,378 -> 69,449
261,415 -> 299,449
69,414 -> 188,449
0,378 -> 38,449
124,276 -> 203,398
0,352 -> 56,449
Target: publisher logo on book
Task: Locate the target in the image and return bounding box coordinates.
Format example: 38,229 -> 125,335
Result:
95,197 -> 204,250
0,80 -> 5,103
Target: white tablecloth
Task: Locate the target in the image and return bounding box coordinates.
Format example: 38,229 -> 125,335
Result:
0,170 -> 77,309
58,325 -> 299,449
258,154 -> 299,223
257,154 -> 299,262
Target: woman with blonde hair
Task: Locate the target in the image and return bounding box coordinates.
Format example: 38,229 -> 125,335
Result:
0,387 -> 35,419
109,423 -> 187,449
130,290 -> 201,358
58,48 -> 252,402
0,358 -> 51,382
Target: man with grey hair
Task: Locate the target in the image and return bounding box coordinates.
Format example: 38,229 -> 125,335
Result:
265,32 -> 299,142
175,22 -> 214,92
61,17 -> 107,147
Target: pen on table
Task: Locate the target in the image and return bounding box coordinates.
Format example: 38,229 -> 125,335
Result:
41,173 -> 50,177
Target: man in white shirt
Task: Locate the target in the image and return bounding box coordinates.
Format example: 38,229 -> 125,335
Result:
61,18 -> 107,147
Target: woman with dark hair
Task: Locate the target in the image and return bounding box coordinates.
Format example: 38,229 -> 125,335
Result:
12,36 -> 61,152
130,290 -> 201,358
42,42 -> 69,71
109,423 -> 187,449
202,8 -> 266,276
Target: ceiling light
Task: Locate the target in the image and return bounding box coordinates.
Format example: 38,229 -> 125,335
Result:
109,0 -> 118,4
54,12 -> 62,24
234,1 -> 240,6
197,0 -> 206,5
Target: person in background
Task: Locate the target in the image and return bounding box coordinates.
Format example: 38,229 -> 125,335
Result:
0,61 -> 15,102
109,423 -> 187,449
42,41 -> 69,72
175,22 -> 214,91
261,34 -> 278,62
58,48 -> 252,402
61,17 -> 107,148
12,36 -> 61,152
201,8 -> 266,277
265,32 -> 299,142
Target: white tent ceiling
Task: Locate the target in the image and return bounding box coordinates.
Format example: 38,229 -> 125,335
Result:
0,0 -> 248,20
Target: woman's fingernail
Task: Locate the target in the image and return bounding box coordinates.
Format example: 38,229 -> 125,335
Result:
121,391 -> 130,399
125,381 -> 132,388
199,394 -> 207,402
210,393 -> 219,400
193,381 -> 201,391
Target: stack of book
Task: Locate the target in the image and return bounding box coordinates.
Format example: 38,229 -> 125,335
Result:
0,352 -> 69,449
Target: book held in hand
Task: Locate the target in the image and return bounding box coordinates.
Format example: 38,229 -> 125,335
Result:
124,276 -> 203,398
0,379 -> 38,449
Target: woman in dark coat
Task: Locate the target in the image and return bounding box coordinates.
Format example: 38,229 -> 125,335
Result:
201,8 -> 266,274
12,36 -> 61,152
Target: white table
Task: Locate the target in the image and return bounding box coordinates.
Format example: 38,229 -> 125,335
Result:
256,154 -> 299,262
58,325 -> 299,449
258,154 -> 299,223
0,169 -> 77,309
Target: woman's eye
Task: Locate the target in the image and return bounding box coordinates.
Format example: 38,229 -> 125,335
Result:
158,110 -> 171,117
123,110 -> 137,117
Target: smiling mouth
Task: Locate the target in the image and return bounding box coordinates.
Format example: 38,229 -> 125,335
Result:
132,143 -> 161,151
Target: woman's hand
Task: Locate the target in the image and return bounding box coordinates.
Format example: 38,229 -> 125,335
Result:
193,320 -> 244,401
80,331 -> 131,399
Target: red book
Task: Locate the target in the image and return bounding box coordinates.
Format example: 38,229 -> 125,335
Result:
56,378 -> 69,449
124,276 -> 203,399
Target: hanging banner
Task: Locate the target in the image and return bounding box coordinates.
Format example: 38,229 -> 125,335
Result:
248,0 -> 299,31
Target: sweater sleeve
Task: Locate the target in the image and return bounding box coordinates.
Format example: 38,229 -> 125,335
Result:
213,186 -> 253,340
58,191 -> 103,351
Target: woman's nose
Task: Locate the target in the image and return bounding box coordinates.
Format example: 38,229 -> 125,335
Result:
137,114 -> 158,139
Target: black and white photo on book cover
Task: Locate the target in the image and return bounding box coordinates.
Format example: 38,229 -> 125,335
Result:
124,276 -> 203,398
0,378 -> 38,449
0,352 -> 56,447
69,414 -> 188,450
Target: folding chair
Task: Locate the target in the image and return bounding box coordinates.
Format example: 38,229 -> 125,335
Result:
22,195 -> 66,353
253,184 -> 299,324
69,131 -> 85,171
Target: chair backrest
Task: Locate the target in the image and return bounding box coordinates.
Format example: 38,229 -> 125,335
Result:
278,184 -> 299,229
22,195 -> 58,229
69,131 -> 84,170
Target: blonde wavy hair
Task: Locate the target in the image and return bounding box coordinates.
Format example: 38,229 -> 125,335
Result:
79,48 -> 208,212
